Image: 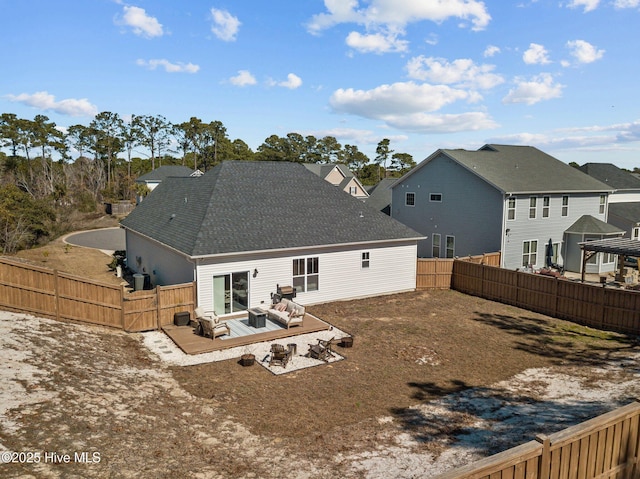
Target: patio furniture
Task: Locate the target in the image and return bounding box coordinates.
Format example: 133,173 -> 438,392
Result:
306,337 -> 336,362
248,307 -> 267,328
194,307 -> 230,339
269,343 -> 292,368
267,298 -> 305,329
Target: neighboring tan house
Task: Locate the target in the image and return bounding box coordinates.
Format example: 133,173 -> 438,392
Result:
579,163 -> 640,241
135,165 -> 200,203
390,144 -> 615,273
303,163 -> 369,199
120,161 -> 424,314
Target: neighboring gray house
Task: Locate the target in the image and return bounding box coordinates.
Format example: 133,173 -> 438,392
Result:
120,161 -> 423,314
579,163 -> 640,240
303,163 -> 369,199
391,145 -> 615,273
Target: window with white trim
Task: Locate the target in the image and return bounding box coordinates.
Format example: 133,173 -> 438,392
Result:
542,196 -> 550,218
633,226 -> 640,240
349,186 -> 357,195
432,233 -> 441,258
507,197 -> 516,220
599,194 -> 606,214
446,235 -> 455,258
430,193 -> 442,202
293,257 -> 319,293
522,240 -> 538,267
405,192 -> 415,206
361,252 -> 370,268
529,197 -> 537,219
562,195 -> 569,216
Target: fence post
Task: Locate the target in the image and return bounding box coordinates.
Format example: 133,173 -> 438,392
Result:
54,269 -> 60,322
156,286 -> 162,330
536,434 -> 551,479
120,285 -> 126,330
600,287 -> 606,331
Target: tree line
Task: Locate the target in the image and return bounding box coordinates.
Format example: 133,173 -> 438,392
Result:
0,111 -> 416,253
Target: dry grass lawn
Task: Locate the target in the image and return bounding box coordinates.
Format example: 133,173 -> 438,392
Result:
3,225 -> 639,477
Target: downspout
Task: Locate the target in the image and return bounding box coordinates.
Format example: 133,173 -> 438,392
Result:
500,194 -> 509,268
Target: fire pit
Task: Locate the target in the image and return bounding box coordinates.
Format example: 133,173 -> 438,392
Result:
240,354 -> 255,367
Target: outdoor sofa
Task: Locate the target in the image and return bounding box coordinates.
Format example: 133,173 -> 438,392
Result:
267,298 -> 305,329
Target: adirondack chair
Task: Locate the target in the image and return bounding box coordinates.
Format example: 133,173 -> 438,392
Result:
269,343 -> 292,368
194,307 -> 230,339
306,337 -> 336,362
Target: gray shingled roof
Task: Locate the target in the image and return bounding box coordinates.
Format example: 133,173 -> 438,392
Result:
609,202 -> 640,222
579,163 -> 640,190
136,165 -> 195,183
400,145 -> 612,194
565,215 -> 625,235
363,178 -> 395,212
121,161 -> 423,257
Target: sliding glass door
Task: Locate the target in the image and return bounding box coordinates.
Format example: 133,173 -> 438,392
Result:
213,271 -> 249,314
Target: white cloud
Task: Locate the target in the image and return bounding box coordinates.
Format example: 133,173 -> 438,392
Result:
523,43 -> 551,65
119,6 -> 163,38
484,45 -> 501,57
387,111 -> 498,133
330,82 -> 471,117
328,81 -> 498,132
136,59 -> 199,73
210,8 -> 240,41
566,0 -> 600,12
229,70 -> 257,87
7,91 -> 98,117
345,31 -> 409,53
502,73 -> 564,105
308,0 -> 491,33
489,120 -> 640,153
614,0 -> 640,7
275,73 -> 303,89
406,56 -> 504,90
566,39 -> 605,64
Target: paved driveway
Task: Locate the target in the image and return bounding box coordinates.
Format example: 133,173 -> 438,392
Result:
64,227 -> 126,253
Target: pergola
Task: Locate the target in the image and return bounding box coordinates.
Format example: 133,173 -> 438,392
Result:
578,237 -> 640,282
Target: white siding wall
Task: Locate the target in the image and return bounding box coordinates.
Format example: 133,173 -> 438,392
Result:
125,231 -> 195,286
195,241 -> 417,313
609,192 -> 640,203
502,192 -> 608,270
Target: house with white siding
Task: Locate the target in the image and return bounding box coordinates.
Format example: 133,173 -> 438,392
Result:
579,163 -> 640,240
390,145 -> 616,273
120,161 -> 423,315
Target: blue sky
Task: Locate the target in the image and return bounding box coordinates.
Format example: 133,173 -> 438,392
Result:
2,0 -> 640,169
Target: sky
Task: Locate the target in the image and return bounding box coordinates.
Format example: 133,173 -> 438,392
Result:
2,0 -> 640,169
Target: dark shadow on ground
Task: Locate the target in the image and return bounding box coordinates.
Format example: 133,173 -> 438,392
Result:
471,312 -> 639,367
390,312 -> 640,459
392,380 -> 637,458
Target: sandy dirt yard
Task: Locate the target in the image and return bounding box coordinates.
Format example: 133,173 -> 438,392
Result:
1,298 -> 640,479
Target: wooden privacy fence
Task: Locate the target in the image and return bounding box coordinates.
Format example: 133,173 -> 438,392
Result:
452,260 -> 640,336
434,400 -> 640,479
0,257 -> 195,332
417,253 -> 501,290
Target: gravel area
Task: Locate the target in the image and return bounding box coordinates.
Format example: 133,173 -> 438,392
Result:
141,327 -> 349,375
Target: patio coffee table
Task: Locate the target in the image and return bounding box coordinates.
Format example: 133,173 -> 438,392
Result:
248,307 -> 267,328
